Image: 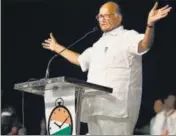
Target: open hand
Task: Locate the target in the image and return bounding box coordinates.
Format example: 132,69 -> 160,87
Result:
42,33 -> 58,52
147,2 -> 172,26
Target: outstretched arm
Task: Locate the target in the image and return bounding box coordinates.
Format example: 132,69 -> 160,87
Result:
138,2 -> 172,53
42,33 -> 80,66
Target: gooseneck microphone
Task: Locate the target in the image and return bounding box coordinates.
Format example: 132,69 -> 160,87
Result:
45,27 -> 98,78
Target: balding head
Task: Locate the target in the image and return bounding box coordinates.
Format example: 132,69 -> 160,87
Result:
96,1 -> 122,32
100,1 -> 121,15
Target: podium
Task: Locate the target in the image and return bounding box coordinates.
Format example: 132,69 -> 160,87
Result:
14,76 -> 112,135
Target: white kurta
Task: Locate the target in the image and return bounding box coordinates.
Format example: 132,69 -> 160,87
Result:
151,110 -> 176,135
78,26 -> 148,134
150,116 -> 156,134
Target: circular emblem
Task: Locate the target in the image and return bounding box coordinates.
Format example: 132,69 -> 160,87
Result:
48,98 -> 73,135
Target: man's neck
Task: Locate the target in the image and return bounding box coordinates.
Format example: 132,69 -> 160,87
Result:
104,24 -> 121,33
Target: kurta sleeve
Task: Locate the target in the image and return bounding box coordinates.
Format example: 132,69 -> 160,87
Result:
127,30 -> 149,56
78,47 -> 92,72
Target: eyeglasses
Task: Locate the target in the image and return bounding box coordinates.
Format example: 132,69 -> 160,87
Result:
95,13 -> 116,21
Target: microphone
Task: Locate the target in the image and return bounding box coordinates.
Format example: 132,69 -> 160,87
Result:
45,26 -> 98,78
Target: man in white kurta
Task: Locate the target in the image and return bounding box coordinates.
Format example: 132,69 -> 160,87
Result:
78,26 -> 147,135
42,1 -> 172,135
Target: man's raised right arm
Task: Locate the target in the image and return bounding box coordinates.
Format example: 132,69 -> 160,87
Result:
42,33 -> 80,66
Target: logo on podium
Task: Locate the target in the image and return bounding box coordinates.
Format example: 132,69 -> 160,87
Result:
48,98 -> 73,135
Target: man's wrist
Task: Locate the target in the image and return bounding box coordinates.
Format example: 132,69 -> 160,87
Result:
147,22 -> 155,28
55,44 -> 65,53
147,24 -> 154,28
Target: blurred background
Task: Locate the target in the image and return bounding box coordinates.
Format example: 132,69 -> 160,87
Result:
1,0 -> 176,134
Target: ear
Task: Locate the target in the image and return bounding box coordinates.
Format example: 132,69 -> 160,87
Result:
119,14 -> 122,22
116,14 -> 122,22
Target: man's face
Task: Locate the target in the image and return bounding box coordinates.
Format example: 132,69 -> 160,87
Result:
154,100 -> 163,113
164,95 -> 176,109
96,7 -> 121,32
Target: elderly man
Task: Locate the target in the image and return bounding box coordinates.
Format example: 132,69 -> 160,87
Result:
42,1 -> 172,135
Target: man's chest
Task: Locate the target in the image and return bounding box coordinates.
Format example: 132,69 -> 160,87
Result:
89,36 -> 131,68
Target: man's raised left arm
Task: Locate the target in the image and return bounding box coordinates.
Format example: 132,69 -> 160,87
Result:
138,2 -> 172,53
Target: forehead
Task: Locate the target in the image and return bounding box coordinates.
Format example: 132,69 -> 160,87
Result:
99,7 -> 110,14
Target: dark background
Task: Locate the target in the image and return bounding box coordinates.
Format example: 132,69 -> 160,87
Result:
2,0 -> 176,134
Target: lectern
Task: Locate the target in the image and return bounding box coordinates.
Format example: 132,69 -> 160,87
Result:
14,76 -> 112,135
